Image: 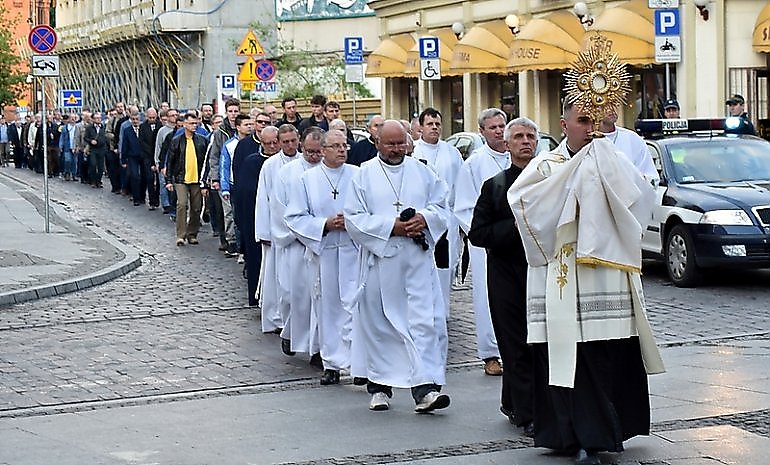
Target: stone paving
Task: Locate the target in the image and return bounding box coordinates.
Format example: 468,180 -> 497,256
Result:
0,167 -> 769,464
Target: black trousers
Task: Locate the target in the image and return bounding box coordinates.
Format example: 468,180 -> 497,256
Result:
13,146 -> 25,168
89,151 -> 105,185
366,381 -> 442,402
105,152 -> 121,192
236,187 -> 260,306
126,157 -> 145,203
142,158 -> 159,207
487,257 -> 533,427
209,189 -> 225,241
532,338 -> 650,453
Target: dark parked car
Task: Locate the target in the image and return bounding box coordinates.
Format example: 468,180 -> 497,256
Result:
637,118 -> 770,286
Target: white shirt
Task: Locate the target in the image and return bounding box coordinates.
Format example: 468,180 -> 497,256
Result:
603,125 -> 659,185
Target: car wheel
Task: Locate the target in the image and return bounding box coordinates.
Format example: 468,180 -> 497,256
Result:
665,224 -> 701,287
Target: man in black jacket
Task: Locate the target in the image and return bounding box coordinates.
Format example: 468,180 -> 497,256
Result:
165,113 -> 209,246
139,108 -> 161,210
275,96 -> 302,130
348,114 -> 383,166
468,117 -> 538,437
85,112 -> 109,188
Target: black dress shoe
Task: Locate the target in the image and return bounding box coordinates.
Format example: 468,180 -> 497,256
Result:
281,338 -> 295,356
522,421 -> 535,438
574,449 -> 600,465
320,369 -> 340,385
499,406 -> 516,425
353,377 -> 368,386
309,353 -> 323,369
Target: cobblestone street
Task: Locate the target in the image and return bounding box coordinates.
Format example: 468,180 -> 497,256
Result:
1,168 -> 769,464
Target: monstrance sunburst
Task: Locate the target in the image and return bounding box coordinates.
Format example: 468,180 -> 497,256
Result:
564,34 -> 631,137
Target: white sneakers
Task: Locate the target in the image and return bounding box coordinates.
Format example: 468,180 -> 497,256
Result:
414,391 -> 450,413
369,392 -> 390,411
369,390 -> 451,412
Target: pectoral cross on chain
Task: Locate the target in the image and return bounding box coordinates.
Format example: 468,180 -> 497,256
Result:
331,188 -> 339,199
393,200 -> 403,212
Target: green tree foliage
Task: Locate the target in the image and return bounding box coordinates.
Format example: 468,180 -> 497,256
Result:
246,21 -> 373,100
0,6 -> 27,106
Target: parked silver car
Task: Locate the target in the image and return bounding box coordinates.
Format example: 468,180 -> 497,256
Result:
445,131 -> 559,159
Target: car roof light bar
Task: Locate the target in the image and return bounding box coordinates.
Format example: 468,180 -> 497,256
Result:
634,118 -> 731,137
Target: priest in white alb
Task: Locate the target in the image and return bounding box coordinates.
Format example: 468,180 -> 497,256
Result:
344,120 -> 451,413
411,107 -> 463,317
271,125 -> 321,361
255,125 -> 296,336
453,108 -> 509,376
285,129 -> 359,386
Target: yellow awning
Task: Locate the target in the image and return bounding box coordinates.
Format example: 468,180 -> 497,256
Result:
753,3 -> 770,53
591,0 -> 654,65
366,34 -> 414,78
508,10 -> 586,73
404,28 -> 462,77
450,20 -> 516,74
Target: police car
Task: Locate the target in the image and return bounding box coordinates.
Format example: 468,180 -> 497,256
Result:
637,118 -> 770,287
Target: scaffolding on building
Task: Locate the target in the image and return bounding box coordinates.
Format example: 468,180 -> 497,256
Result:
57,32 -> 199,111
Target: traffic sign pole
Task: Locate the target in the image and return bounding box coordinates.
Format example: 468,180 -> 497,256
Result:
29,24 -> 58,233
41,78 -> 49,232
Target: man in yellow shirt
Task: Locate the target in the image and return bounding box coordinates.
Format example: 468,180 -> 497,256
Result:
165,113 -> 209,246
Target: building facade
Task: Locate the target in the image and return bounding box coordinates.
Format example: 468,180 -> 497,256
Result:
364,0 -> 770,139
51,0 -> 380,112
3,0 -> 53,116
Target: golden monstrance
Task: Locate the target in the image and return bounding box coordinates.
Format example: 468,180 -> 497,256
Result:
564,34 -> 632,137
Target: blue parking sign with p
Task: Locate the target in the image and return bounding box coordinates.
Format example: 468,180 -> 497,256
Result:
419,37 -> 440,59
654,9 -> 680,36
344,37 -> 363,65
221,74 -> 236,90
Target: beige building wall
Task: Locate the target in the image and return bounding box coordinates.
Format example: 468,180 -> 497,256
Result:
367,0 -> 770,137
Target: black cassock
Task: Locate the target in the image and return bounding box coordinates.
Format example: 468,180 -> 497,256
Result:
468,165 -> 533,427
233,149 -> 265,307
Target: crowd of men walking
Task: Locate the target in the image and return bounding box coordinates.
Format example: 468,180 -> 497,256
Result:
0,92 -> 664,465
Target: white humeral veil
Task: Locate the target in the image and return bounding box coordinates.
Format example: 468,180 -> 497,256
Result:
508,138 -> 665,388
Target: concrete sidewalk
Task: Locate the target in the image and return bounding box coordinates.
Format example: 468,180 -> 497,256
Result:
1,338 -> 768,465
0,169 -> 140,306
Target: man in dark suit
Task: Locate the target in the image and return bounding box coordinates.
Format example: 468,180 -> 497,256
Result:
348,115 -> 383,166
468,117 -> 538,437
120,112 -> 145,206
139,108 -> 161,210
85,112 -> 109,188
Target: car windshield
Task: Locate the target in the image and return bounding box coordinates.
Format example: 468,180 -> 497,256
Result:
667,139 -> 770,184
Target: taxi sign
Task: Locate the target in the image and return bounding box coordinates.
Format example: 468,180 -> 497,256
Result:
237,30 -> 265,57
60,89 -> 83,108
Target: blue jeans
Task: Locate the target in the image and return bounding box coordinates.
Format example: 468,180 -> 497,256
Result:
158,171 -> 171,208
62,150 -> 76,176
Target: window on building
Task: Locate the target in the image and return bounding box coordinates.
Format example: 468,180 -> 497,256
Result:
449,77 -> 463,133
500,75 -> 519,121
729,67 -> 768,120
632,66 -> 677,121
407,79 -> 418,120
